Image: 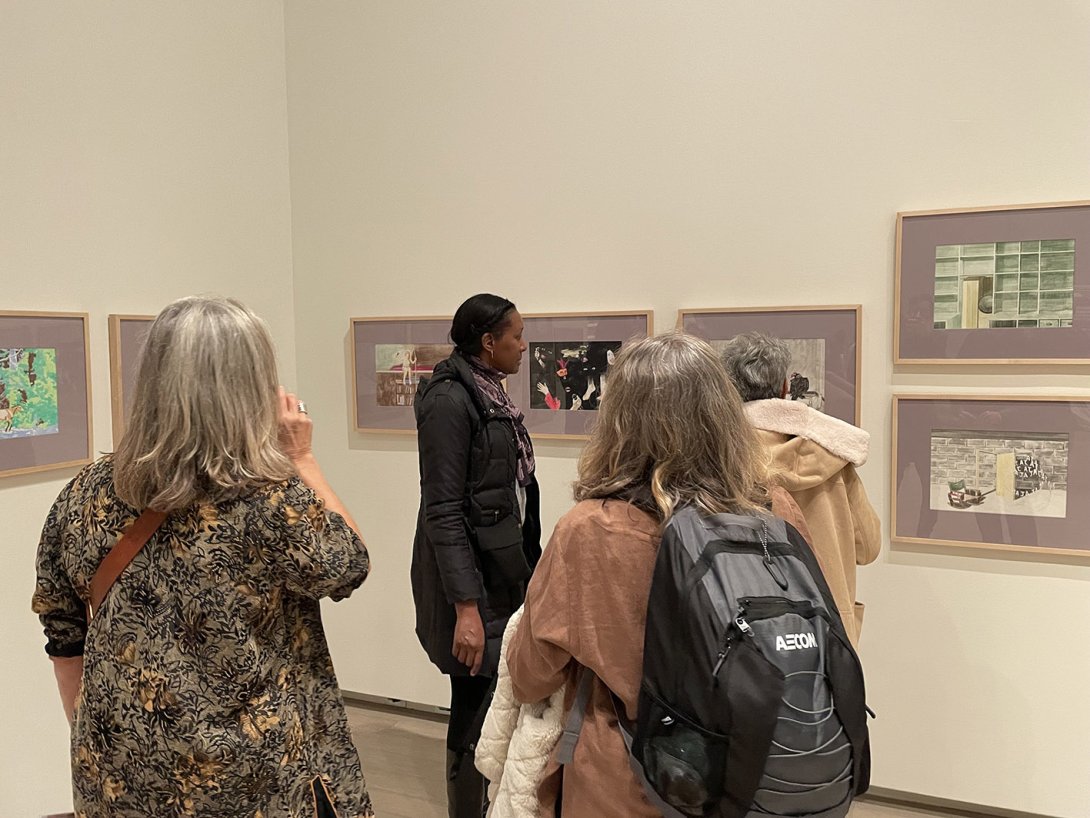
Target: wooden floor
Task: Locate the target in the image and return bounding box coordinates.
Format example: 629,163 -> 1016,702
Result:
349,702 -> 450,818
347,702 -> 972,818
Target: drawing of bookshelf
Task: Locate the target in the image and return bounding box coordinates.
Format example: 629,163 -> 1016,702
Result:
933,240 -> 1074,329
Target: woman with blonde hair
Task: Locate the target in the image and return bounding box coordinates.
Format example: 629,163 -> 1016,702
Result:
33,296 -> 374,818
505,331 -> 810,817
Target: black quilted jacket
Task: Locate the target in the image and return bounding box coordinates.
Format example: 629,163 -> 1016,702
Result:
410,352 -> 541,677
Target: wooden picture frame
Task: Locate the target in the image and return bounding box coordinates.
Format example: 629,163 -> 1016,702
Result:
677,306 -> 862,426
0,311 -> 93,479
507,310 -> 654,440
892,394 -> 1090,559
108,314 -> 154,444
350,316 -> 453,434
895,200 -> 1090,364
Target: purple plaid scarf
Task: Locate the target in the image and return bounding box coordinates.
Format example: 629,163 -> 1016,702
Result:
467,355 -> 536,486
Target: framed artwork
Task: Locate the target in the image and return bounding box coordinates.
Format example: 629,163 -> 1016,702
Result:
351,316 -> 454,434
892,394 -> 1090,559
506,311 -> 653,440
0,311 -> 92,479
677,306 -> 861,426
895,200 -> 1090,364
108,314 -> 154,444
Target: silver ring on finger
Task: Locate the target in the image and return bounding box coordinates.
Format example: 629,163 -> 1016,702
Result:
296,401 -> 308,414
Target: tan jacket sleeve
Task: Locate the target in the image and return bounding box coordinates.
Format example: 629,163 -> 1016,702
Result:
845,466 -> 882,565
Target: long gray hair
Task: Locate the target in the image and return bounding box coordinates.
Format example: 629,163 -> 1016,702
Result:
113,296 -> 293,511
574,331 -> 769,521
720,331 -> 790,403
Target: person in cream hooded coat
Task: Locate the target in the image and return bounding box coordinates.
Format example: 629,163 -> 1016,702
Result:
723,332 -> 881,646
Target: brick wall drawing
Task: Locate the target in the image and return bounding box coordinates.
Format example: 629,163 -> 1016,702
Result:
929,430 -> 1068,490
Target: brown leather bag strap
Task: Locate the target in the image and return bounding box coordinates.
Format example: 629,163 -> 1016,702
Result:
88,509 -> 168,619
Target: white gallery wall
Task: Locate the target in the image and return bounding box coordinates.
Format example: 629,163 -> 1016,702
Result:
0,3 -> 297,816
285,3 -> 1090,817
3,2 -> 1090,817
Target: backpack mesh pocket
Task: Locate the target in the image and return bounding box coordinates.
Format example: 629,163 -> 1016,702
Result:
636,694 -> 729,817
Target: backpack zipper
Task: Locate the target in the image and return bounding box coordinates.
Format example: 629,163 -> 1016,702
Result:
712,615 -> 755,682
759,522 -> 790,590
713,598 -> 833,681
739,596 -> 822,622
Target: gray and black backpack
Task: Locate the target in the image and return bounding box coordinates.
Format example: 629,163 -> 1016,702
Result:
559,505 -> 871,817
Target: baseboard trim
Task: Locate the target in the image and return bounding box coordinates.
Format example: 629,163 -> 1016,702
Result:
861,787 -> 1056,818
341,689 -> 449,723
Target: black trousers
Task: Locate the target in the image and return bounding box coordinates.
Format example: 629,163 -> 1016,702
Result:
446,675 -> 492,818
447,674 -> 493,752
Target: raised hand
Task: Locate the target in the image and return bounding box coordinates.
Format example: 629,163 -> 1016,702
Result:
277,387 -> 313,461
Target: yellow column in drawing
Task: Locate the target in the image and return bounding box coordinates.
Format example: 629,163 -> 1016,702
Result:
995,451 -> 1015,500
961,279 -> 981,329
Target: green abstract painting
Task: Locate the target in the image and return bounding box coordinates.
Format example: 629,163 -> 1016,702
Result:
0,348 -> 59,438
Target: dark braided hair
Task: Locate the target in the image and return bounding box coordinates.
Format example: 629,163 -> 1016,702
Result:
450,294 -> 517,356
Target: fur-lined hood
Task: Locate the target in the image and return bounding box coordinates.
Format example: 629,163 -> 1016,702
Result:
744,399 -> 869,490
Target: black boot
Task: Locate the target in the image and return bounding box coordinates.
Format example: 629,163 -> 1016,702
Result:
446,748 -> 487,818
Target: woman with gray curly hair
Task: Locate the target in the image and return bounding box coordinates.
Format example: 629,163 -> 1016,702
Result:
720,331 -> 881,647
33,296 -> 374,818
719,331 -> 793,403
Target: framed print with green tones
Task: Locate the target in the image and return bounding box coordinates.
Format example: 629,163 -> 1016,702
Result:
108,314 -> 154,444
0,311 -> 92,479
895,201 -> 1090,364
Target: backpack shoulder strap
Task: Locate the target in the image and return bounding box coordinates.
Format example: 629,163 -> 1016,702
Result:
555,667 -> 690,818
555,666 -> 595,765
88,509 -> 168,619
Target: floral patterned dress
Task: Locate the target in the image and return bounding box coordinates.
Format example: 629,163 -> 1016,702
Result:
32,457 -> 375,818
